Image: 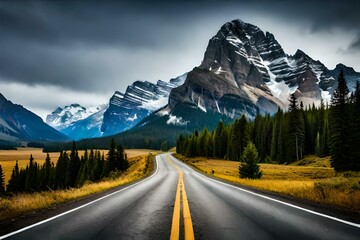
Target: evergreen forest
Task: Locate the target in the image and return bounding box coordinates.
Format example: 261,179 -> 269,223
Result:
177,70 -> 360,172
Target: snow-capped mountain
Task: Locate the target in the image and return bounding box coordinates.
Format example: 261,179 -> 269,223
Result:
327,63 -> 360,93
46,104 -> 102,131
45,73 -> 186,139
49,19 -> 360,146
101,18 -> 359,149
0,93 -> 69,145
100,73 -> 186,136
46,104 -> 107,140
158,19 -> 358,122
59,104 -> 108,140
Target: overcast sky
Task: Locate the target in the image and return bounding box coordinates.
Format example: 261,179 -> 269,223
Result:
1,0 -> 359,120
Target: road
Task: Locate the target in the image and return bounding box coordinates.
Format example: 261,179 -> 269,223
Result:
1,153 -> 360,239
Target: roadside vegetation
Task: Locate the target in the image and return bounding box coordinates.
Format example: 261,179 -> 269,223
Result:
175,154 -> 360,211
175,71 -> 360,212
177,71 -> 360,172
0,145 -> 157,221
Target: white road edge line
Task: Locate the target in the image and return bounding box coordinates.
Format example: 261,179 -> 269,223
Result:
0,156 -> 161,240
169,154 -> 360,229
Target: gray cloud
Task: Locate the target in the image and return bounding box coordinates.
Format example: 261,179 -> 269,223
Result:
349,33 -> 360,52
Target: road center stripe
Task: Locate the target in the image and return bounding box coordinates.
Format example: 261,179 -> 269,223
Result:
168,156 -> 195,240
170,174 -> 181,240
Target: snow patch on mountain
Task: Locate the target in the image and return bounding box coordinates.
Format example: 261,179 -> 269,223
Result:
126,114 -> 138,122
60,104 -> 108,140
166,115 -> 188,126
46,104 -> 103,130
141,96 -> 169,111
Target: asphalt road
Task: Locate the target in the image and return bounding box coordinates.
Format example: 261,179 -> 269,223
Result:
1,153 -> 360,239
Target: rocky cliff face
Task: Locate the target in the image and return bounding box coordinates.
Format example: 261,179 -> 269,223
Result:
44,19 -> 360,142
100,73 -> 186,136
161,19 -> 358,121
46,73 -> 187,140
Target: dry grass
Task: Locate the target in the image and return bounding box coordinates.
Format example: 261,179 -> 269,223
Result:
0,148 -> 156,184
175,154 -> 360,212
0,150 -> 159,221
0,148 -> 60,183
290,155 -> 331,168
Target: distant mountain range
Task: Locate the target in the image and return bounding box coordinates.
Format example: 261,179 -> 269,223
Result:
1,19 -> 360,148
45,73 -> 186,140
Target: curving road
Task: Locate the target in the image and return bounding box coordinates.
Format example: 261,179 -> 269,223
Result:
1,153 -> 359,240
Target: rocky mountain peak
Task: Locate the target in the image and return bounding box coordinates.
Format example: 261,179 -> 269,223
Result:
46,103 -> 99,131
164,19 -> 360,123
335,63 -> 356,73
0,93 -> 6,102
294,49 -> 310,60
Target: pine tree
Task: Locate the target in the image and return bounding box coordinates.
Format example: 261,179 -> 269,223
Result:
176,134 -> 185,154
329,70 -> 350,171
316,100 -> 326,157
287,94 -> 305,162
55,151 -> 67,189
43,153 -> 51,190
196,129 -> 209,157
0,165 -> 6,195
351,81 -> 360,170
66,141 -> 81,187
106,139 -> 117,174
185,135 -> 197,158
230,119 -> 242,161
239,143 -> 262,179
220,126 -> 229,159
117,144 -> 129,171
214,121 -> 225,158
7,160 -> 19,193
238,115 -> 250,159
270,108 -> 283,162
76,155 -> 87,187
25,154 -> 37,192
91,150 -> 103,181
205,132 -> 214,158
160,141 -> 168,151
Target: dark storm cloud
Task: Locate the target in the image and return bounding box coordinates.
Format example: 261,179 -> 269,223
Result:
349,34 -> 360,52
266,0 -> 360,32
0,0 -> 359,93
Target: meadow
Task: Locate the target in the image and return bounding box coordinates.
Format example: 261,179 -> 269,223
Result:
0,148 -> 157,221
174,154 -> 360,212
0,148 -> 154,184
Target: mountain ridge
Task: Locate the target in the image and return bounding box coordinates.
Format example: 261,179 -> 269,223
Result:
16,19 -> 360,148
45,73 -> 187,140
86,18 -> 359,149
0,93 -> 70,146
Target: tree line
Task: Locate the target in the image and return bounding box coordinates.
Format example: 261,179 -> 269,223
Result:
0,139 -> 129,195
177,70 -> 360,172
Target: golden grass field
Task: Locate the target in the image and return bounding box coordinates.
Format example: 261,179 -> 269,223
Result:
0,149 -> 158,221
175,154 -> 360,212
0,148 -> 156,184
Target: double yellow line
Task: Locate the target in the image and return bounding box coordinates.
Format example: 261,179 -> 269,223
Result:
167,156 -> 195,240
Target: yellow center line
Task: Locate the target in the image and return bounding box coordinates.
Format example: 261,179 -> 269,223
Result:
170,173 -> 181,240
167,155 -> 195,240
